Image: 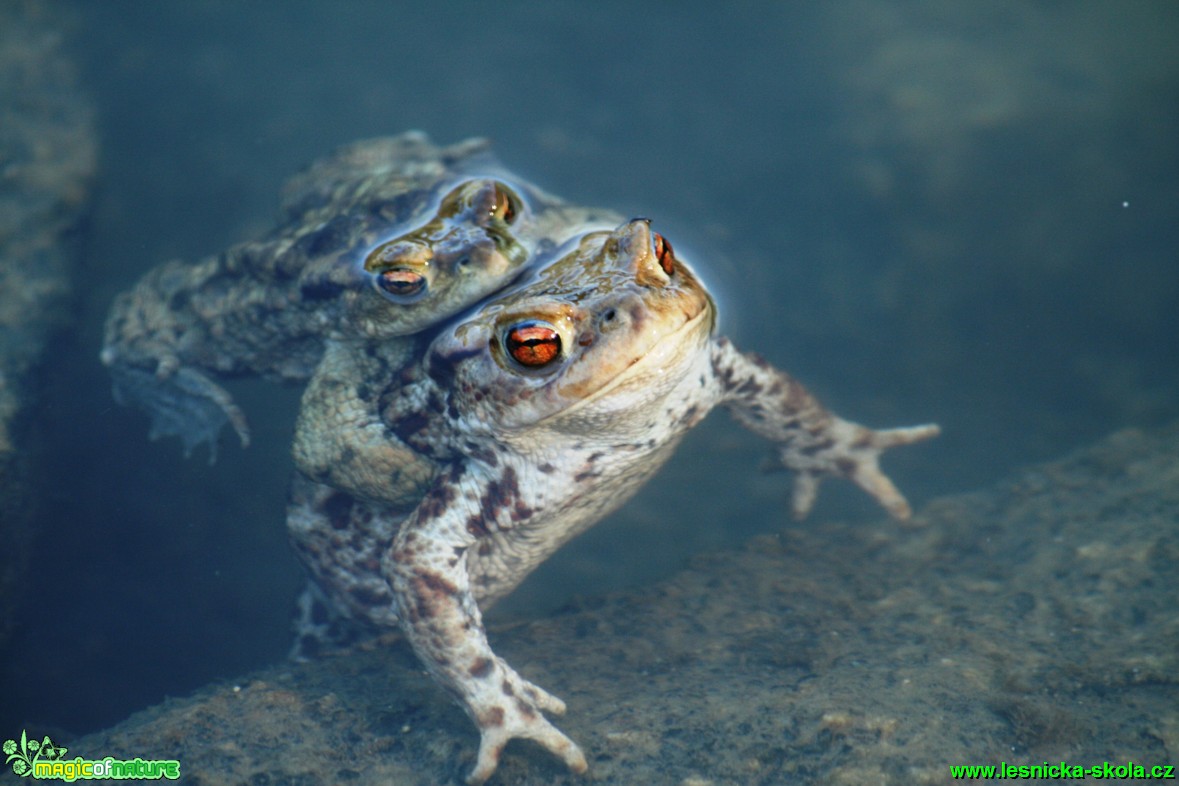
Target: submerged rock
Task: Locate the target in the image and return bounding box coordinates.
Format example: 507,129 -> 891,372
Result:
0,1 -> 96,648
69,423 -> 1178,783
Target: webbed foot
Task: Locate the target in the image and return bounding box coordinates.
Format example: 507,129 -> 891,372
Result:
465,665 -> 586,785
108,363 -> 250,461
784,420 -> 940,519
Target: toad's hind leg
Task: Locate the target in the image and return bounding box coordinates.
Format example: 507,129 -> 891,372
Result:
286,474 -> 404,658
289,579 -> 381,660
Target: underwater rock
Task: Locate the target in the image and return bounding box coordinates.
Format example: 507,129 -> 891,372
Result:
0,1 -> 96,648
67,422 -> 1178,783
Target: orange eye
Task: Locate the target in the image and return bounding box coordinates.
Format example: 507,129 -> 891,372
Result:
653,233 -> 676,275
376,268 -> 426,300
504,321 -> 561,367
492,184 -> 519,225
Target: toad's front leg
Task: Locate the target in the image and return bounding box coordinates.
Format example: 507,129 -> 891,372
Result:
709,337 -> 939,519
293,339 -> 436,504
383,467 -> 587,785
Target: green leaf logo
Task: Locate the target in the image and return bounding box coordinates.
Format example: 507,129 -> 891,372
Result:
4,730 -> 66,778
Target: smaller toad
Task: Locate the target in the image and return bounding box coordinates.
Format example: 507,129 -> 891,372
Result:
100,133 -> 616,459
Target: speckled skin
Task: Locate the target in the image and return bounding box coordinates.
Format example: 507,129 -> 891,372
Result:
287,220 -> 938,783
100,132 -> 618,460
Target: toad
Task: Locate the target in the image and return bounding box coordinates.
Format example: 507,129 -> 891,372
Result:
100,132 -> 617,460
287,219 -> 938,783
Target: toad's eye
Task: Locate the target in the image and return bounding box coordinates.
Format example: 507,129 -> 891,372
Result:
375,268 -> 426,301
504,321 -> 561,367
653,233 -> 676,276
492,184 -> 521,225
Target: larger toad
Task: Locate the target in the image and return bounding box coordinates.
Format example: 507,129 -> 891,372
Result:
287,219 -> 938,783
101,132 -> 618,460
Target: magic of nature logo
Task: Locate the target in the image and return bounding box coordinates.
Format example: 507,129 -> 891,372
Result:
4,730 -> 180,781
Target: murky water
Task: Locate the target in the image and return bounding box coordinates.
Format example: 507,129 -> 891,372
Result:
3,0 -> 1177,749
